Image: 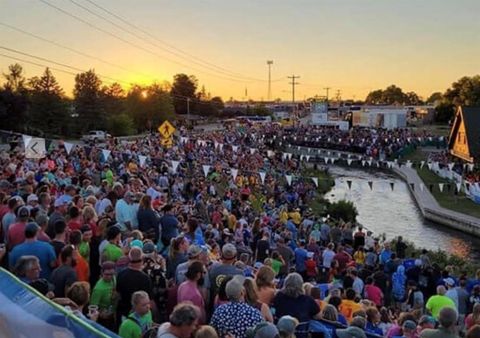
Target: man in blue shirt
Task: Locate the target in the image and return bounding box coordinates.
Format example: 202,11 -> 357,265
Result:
294,240 -> 308,278
9,222 -> 56,280
159,204 -> 179,247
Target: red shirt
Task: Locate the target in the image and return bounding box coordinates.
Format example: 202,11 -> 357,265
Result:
365,284 -> 383,306
306,258 -> 317,277
67,219 -> 82,232
8,222 -> 27,249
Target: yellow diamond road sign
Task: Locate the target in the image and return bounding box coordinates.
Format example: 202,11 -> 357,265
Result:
158,120 -> 175,138
160,137 -> 173,148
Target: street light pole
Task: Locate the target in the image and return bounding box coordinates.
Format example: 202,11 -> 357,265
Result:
267,60 -> 273,101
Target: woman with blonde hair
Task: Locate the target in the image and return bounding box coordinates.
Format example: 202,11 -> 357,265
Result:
255,265 -> 276,305
321,304 -> 339,322
466,302 -> 480,330
244,278 -> 273,322
195,325 -> 219,338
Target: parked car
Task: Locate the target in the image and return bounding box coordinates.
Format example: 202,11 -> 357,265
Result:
81,130 -> 111,143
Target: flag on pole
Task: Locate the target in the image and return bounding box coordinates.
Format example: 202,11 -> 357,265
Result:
64,142 -> 74,155
171,160 -> 180,173
259,172 -> 266,184
101,149 -> 111,161
202,165 -> 211,178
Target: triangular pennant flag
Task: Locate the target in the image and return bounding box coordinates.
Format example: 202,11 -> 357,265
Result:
285,175 -> 292,186
362,160 -> 366,167
456,183 -> 462,193
324,157 -> 329,164
231,168 -> 238,180
307,148 -> 311,153
312,177 -> 319,187
305,155 -> 310,162
439,183 -> 444,192
468,164 -> 475,172
171,160 -> 180,173
102,149 -> 111,161
288,153 -> 293,160
368,160 -> 372,167
406,161 -> 412,168
197,139 -> 204,146
368,181 -> 373,190
390,182 -> 395,191
219,143 -> 224,151
300,155 -> 304,161
410,183 -> 415,191
376,161 -> 380,168
297,146 -> 301,151
259,172 -> 266,184
22,134 -> 32,149
232,145 -> 238,152
347,159 -> 353,166
448,163 -> 454,171
214,141 -> 219,149
331,158 -> 336,164
429,137 -> 433,141
420,161 -> 425,169
427,163 -> 433,170
407,137 -> 411,143
202,165 -> 211,177
267,150 -> 275,158
347,180 -> 352,190
283,153 -> 288,160
138,155 -> 147,167
387,161 -> 393,169
64,142 -> 74,155
250,148 -> 256,155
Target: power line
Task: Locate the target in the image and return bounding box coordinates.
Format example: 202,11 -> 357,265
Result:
38,0 -> 260,83
0,21 -> 152,79
71,0 -> 265,82
0,52 -> 215,106
81,0 -> 282,83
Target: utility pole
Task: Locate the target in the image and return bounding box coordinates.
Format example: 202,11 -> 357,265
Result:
288,75 -> 300,118
335,89 -> 342,102
324,87 -> 331,101
267,60 -> 273,101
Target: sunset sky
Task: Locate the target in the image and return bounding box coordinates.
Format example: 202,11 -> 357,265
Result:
1,0 -> 480,101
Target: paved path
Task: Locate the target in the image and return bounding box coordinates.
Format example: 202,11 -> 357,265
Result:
395,166 -> 480,232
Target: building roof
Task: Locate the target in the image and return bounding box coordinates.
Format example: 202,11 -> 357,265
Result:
449,106 -> 480,162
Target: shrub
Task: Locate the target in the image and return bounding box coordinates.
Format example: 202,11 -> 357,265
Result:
326,199 -> 358,223
108,113 -> 135,136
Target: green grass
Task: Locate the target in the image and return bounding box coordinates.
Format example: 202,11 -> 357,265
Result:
403,149 -> 480,219
409,124 -> 451,137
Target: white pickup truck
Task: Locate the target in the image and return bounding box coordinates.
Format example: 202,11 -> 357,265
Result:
81,130 -> 111,143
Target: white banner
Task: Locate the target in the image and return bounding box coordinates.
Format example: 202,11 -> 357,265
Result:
231,168 -> 238,180
22,134 -> 32,149
171,160 -> 180,173
102,149 -> 111,161
285,175 -> 292,186
312,177 -> 318,187
259,172 -> 266,184
138,155 -> 147,167
64,142 -> 74,155
202,165 -> 211,177
456,183 -> 462,193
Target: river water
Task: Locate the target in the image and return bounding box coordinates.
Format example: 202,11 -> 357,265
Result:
327,166 -> 480,259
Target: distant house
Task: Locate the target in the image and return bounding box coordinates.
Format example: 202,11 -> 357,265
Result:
448,106 -> 480,163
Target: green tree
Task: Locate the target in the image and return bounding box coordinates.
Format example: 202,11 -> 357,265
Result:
171,74 -> 197,115
443,75 -> 480,106
326,200 -> 358,223
73,70 -> 105,133
3,63 -> 26,93
0,63 -> 29,132
28,68 -> 69,136
101,82 -> 125,117
108,113 -> 134,136
427,92 -> 443,105
365,89 -> 384,104
125,84 -> 174,132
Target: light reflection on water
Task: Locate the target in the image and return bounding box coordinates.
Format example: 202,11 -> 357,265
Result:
327,166 -> 480,259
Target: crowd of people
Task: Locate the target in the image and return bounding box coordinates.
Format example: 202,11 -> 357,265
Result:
0,122 -> 479,338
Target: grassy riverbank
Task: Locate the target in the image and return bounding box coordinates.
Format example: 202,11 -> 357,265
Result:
403,149 -> 480,218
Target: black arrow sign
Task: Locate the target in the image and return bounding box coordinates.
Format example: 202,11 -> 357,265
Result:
30,142 -> 38,154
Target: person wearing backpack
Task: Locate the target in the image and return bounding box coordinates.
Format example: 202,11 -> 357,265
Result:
119,291 -> 154,338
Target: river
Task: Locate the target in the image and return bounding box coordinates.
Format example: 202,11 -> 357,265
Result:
327,166 -> 480,259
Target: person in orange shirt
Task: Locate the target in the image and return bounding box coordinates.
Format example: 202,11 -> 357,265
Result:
70,230 -> 90,282
339,288 -> 362,323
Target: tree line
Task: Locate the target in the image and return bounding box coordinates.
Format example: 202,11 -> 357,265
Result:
364,76 -> 480,123
0,64 -> 225,137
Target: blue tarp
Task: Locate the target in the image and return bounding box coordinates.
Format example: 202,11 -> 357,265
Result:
0,268 -> 119,337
